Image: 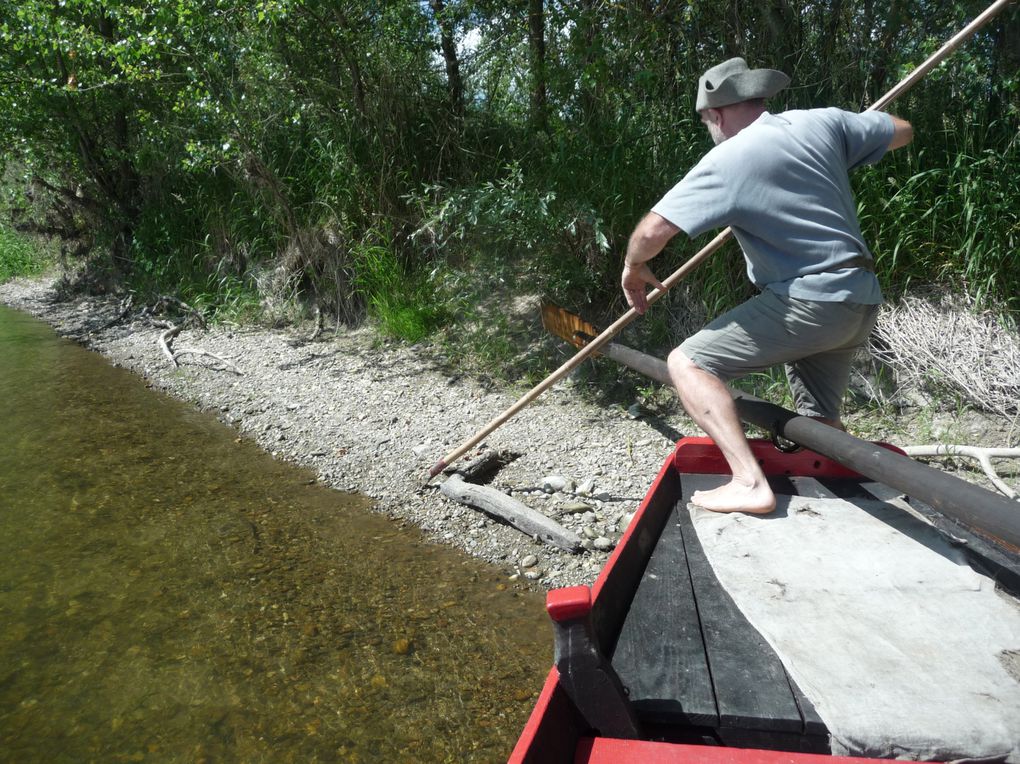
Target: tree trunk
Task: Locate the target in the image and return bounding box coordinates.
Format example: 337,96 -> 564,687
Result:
867,0 -> 904,104
986,7 -> 1020,126
765,0 -> 799,75
95,11 -> 140,275
576,0 -> 601,122
528,0 -> 548,132
429,0 -> 465,119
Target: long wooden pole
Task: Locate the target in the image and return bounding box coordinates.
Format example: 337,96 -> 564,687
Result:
428,0 -> 1015,479
867,0 -> 1015,113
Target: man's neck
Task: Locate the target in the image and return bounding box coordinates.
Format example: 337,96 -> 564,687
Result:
723,103 -> 768,137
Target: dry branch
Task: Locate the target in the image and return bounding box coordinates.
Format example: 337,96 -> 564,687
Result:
308,304 -> 324,342
158,325 -> 182,367
444,449 -> 518,483
870,296 -> 1020,418
904,445 -> 1020,499
173,347 -> 242,375
143,295 -> 208,329
156,322 -> 242,375
100,293 -> 134,329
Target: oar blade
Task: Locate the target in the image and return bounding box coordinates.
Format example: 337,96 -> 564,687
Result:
540,300 -> 601,352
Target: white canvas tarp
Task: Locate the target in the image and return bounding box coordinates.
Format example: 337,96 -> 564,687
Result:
690,496 -> 1020,762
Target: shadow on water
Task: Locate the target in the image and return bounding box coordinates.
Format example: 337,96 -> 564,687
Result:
0,305 -> 550,763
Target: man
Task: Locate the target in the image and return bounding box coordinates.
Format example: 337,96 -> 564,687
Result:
621,57 -> 913,515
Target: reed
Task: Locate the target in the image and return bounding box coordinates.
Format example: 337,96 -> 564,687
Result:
858,122 -> 1019,312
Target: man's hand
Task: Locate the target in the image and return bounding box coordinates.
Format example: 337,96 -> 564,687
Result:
621,261 -> 666,314
621,212 -> 678,313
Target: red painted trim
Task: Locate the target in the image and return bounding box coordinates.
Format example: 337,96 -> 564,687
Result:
591,449 -> 676,601
507,668 -> 562,764
547,585 -> 591,622
672,437 -> 905,479
510,436 -> 911,763
576,738 -> 891,764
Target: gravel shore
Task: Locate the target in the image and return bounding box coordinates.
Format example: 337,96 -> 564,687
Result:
1,275 -> 687,588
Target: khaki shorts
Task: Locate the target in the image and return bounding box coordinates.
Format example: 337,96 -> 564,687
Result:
678,289 -> 880,421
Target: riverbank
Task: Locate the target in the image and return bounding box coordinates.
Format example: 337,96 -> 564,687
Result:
2,275 -> 1014,589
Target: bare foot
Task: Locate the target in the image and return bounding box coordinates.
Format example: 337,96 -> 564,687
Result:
691,478 -> 776,515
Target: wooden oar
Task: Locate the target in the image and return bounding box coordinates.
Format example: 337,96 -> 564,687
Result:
427,0 -> 1015,480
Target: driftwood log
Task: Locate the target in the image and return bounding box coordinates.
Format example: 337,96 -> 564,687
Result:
444,449 -> 519,484
439,473 -> 582,552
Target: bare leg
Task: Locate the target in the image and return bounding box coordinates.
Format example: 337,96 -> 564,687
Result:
668,350 -> 776,514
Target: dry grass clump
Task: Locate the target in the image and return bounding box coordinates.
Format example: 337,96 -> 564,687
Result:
870,294 -> 1020,419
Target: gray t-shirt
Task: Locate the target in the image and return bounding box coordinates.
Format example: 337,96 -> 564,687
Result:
651,108 -> 894,303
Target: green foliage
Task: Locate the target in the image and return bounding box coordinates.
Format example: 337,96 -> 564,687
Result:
0,225 -> 47,282
858,127 -> 1019,311
0,0 -> 1017,351
352,241 -> 450,343
410,162 -> 613,305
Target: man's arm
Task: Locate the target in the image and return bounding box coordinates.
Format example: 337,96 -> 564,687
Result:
621,212 -> 680,314
888,115 -> 913,150
624,211 -> 681,267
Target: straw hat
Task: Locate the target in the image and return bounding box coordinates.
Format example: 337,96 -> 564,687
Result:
696,57 -> 790,111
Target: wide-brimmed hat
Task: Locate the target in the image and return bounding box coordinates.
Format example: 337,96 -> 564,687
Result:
696,57 -> 790,111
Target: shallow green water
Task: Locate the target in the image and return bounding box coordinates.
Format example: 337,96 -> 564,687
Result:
0,305 -> 550,763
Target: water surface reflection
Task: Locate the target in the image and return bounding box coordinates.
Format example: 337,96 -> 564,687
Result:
0,305 -> 549,762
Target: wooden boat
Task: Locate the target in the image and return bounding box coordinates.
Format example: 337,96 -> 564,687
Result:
508,398 -> 1020,764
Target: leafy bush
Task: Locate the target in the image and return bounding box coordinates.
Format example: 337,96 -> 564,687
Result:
410,163 -> 613,307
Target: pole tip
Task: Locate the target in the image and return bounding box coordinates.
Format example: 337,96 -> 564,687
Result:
427,459 -> 447,479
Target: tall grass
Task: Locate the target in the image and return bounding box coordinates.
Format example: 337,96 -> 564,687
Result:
857,124 -> 1019,312
352,240 -> 450,343
0,225 -> 47,283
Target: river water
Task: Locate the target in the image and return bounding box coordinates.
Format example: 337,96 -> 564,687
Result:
0,305 -> 550,762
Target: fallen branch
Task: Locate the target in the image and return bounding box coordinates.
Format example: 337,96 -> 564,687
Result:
143,295 -> 208,330
904,445 -> 1020,500
156,322 -> 242,375
100,293 -> 134,329
444,449 -> 519,484
439,473 -> 582,552
308,304 -> 324,342
158,325 -> 182,367
173,347 -> 242,375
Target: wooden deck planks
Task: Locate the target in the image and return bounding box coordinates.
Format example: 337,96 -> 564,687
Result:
678,475 -> 806,735
611,472 -> 829,743
610,502 -> 719,727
